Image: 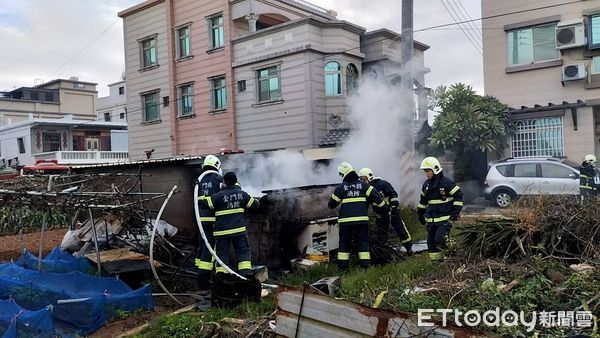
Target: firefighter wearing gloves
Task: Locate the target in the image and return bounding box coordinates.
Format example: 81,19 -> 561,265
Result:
329,162 -> 387,269
417,157 -> 463,261
198,172 -> 259,277
194,155 -> 223,291
358,168 -> 412,254
579,154 -> 598,206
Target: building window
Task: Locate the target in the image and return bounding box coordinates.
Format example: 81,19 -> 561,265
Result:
507,23 -> 558,66
346,63 -> 359,95
120,112 -> 125,119
104,112 -> 111,122
140,36 -> 158,68
210,77 -> 227,111
590,14 -> 600,49
141,92 -> 160,122
237,80 -> 246,93
511,117 -> 563,158
118,86 -> 125,95
324,61 -> 341,96
43,133 -> 61,152
178,84 -> 194,116
17,138 -> 25,154
592,56 -> 600,74
257,66 -> 280,102
72,83 -> 85,89
208,15 -> 224,49
176,25 -> 191,58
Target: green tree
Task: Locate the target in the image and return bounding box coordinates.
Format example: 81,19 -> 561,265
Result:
428,83 -> 511,181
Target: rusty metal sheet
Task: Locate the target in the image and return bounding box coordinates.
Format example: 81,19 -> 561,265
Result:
275,287 -> 490,338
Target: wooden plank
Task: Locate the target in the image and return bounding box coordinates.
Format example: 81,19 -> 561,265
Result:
84,248 -> 160,274
275,288 -> 488,338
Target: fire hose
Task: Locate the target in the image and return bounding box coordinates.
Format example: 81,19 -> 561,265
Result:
194,170 -> 248,280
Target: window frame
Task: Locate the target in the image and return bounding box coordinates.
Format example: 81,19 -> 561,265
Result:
589,14 -> 600,50
17,137 -> 26,154
540,163 -> 575,179
42,132 -> 61,153
345,63 -> 359,96
177,83 -> 194,117
103,112 -> 111,122
207,14 -> 224,50
506,23 -> 559,67
324,61 -> 342,96
256,66 -> 281,103
210,76 -> 227,111
175,24 -> 192,59
141,91 -> 160,123
139,35 -> 158,69
592,56 -> 600,74
118,86 -> 125,95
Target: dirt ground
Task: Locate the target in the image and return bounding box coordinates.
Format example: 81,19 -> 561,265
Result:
0,228 -> 67,262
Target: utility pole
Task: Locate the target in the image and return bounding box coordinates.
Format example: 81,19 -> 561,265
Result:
401,0 -> 415,154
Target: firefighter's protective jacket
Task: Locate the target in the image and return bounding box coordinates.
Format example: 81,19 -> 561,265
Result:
328,172 -> 387,225
579,161 -> 597,193
196,172 -> 223,223
417,172 -> 463,223
199,185 -> 259,238
371,178 -> 400,208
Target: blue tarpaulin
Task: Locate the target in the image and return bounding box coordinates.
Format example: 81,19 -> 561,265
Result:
15,248 -> 94,274
0,299 -> 54,338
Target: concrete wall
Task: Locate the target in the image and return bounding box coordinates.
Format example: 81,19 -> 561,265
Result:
482,0 -> 600,161
111,130 -> 129,151
122,1 -> 172,160
97,81 -> 127,123
0,124 -> 33,166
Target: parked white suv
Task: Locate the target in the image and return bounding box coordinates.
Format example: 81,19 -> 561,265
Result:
483,157 -> 580,208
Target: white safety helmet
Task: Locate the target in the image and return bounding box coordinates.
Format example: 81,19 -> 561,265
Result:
337,162 -> 354,179
420,157 -> 442,175
585,154 -> 597,165
358,167 -> 374,182
202,154 -> 221,170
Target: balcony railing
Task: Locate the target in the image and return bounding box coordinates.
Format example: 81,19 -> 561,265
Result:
33,151 -> 129,165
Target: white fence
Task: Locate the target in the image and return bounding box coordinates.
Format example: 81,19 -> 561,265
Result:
33,151 -> 129,165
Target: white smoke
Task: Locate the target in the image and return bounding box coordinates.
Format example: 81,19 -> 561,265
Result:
222,61 -> 422,205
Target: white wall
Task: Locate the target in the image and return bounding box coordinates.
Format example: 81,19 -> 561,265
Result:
110,130 -> 129,151
0,125 -> 34,166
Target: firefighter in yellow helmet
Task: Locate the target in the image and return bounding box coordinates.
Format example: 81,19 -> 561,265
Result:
579,154 -> 598,205
358,167 -> 412,255
417,157 -> 463,261
328,162 -> 386,269
194,155 -> 223,292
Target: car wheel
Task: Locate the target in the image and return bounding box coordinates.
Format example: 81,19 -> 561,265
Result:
493,190 -> 514,208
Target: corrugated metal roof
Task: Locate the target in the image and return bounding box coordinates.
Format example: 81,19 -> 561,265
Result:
71,155 -> 204,169
318,128 -> 351,147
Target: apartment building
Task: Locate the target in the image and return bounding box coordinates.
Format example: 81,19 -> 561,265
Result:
97,80 -> 128,123
0,77 -> 97,126
119,0 -> 429,160
483,0 -> 600,162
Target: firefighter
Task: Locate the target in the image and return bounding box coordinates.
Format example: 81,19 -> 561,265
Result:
194,155 -> 223,291
328,162 -> 386,269
579,154 -> 598,205
198,171 -> 259,277
358,168 -> 412,254
416,157 -> 463,261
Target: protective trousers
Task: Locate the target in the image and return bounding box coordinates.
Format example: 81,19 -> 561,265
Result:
214,234 -> 252,275
195,221 -> 215,290
580,189 -> 594,206
376,208 -> 412,246
427,221 -> 451,261
337,223 -> 370,269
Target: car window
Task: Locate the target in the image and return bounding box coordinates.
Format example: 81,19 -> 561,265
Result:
541,163 -> 574,178
514,163 -> 537,177
495,165 -> 510,177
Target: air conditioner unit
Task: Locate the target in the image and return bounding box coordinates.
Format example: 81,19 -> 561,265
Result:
556,19 -> 587,49
562,63 -> 587,81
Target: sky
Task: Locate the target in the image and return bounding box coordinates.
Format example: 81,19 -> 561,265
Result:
0,0 -> 483,97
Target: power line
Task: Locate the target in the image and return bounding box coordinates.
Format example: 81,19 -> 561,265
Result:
452,0 -> 483,41
440,0 -> 482,54
443,0 -> 482,50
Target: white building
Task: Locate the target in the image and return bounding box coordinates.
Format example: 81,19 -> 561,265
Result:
97,80 -> 127,123
0,114 -> 128,166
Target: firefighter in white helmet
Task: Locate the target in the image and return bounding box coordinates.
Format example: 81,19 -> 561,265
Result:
194,155 -> 223,293
328,162 -> 386,269
417,157 -> 463,261
579,154 -> 598,205
358,168 -> 412,255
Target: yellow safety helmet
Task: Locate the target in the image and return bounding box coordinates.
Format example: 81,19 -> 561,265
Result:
202,154 -> 221,170
358,167 -> 374,182
585,154 -> 597,165
337,162 -> 354,178
420,157 -> 442,175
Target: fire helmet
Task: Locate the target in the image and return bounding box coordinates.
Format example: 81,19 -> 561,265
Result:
202,155 -> 221,170
420,157 -> 442,175
338,162 -> 354,179
358,167 -> 374,182
585,154 -> 597,165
